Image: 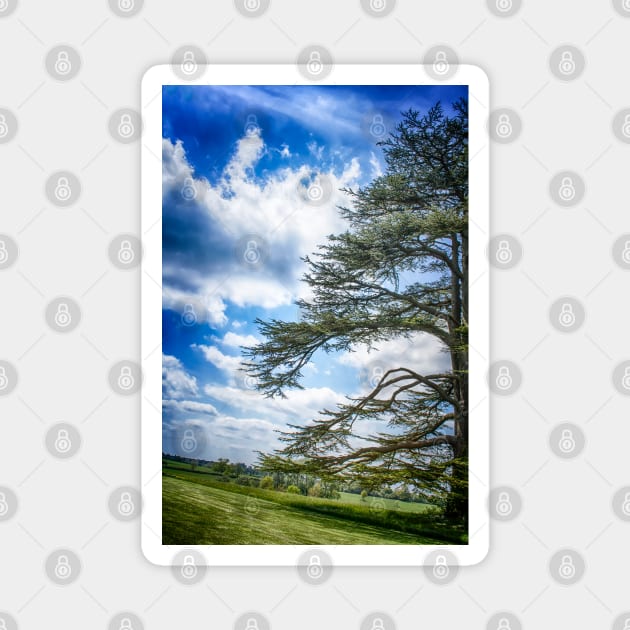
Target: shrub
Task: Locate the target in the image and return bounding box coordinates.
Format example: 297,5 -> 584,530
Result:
360,489 -> 368,501
286,485 -> 301,495
259,475 -> 273,489
308,482 -> 322,497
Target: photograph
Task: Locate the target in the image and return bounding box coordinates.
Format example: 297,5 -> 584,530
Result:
160,83 -> 470,546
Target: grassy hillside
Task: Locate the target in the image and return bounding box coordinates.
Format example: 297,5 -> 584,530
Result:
162,467 -> 467,545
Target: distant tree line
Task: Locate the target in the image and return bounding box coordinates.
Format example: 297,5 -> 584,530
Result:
163,453 -> 432,503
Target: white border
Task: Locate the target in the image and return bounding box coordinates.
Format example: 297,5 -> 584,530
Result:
141,64 -> 489,566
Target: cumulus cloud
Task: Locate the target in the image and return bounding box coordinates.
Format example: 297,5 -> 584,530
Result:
192,343 -> 242,375
161,131 -> 359,321
338,332 -> 450,395
224,129 -> 264,180
219,331 -> 260,348
203,382 -> 345,424
162,354 -> 199,399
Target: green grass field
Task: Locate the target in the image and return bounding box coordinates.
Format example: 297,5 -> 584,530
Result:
162,462 -> 467,545
336,491 -> 431,513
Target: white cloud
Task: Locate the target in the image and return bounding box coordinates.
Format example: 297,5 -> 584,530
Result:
203,382 -> 345,424
162,413 -> 279,464
307,140 -> 325,161
162,134 -> 360,318
162,399 -> 217,415
304,362 -> 318,374
219,331 -> 259,348
161,286 -> 228,327
225,129 -> 264,180
369,151 -> 383,178
162,354 -> 199,399
338,332 -> 449,394
192,344 -> 242,375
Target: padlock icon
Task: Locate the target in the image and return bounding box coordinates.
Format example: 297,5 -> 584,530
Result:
54,302 -> 72,328
0,619 -> 7,630
117,365 -> 135,391
558,428 -> 575,453
370,0 -> 386,12
621,241 -> 630,265
495,114 -> 512,138
432,554 -> 449,579
558,51 -> 576,76
495,240 -> 513,264
495,0 -> 512,12
54,554 -> 72,579
181,177 -> 196,200
624,0 -> 630,10
558,303 -> 576,328
118,114 -> 134,139
621,492 -> 630,516
117,240 -> 135,265
243,240 -> 261,265
244,374 -> 257,390
181,304 -> 197,326
0,366 -> 8,390
370,114 -> 386,138
370,365 -> 384,388
558,176 -> 576,202
433,51 -> 449,76
244,114 -> 258,136
118,0 -> 134,11
621,114 -> 630,139
558,554 -> 576,579
181,554 -> 197,579
181,429 -> 197,453
371,618 -> 385,630
622,367 -> 630,390
55,429 -> 72,453
307,179 -> 323,202
495,491 -> 513,516
495,366 -> 512,391
306,554 -> 323,579
245,619 -> 260,630
0,240 -> 8,264
181,50 -> 197,75
54,176 -> 72,202
0,114 -> 8,138
244,0 -> 261,11
623,619 -> 630,630
118,491 -> 134,516
497,618 -> 512,630
0,491 -> 8,516
307,50 -> 323,76
119,618 -> 133,630
54,51 -> 72,76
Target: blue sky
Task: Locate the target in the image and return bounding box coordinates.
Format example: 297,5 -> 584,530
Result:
162,84 -> 466,464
